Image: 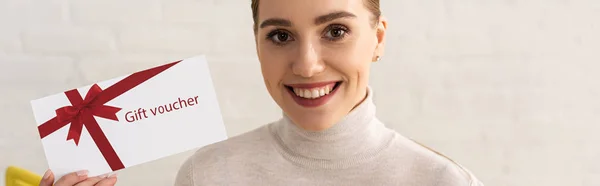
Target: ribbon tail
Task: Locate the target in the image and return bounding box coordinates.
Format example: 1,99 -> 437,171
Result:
83,115 -> 125,171
66,118 -> 83,146
92,105 -> 122,121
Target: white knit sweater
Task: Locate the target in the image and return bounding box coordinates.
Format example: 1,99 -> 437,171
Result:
174,87 -> 484,186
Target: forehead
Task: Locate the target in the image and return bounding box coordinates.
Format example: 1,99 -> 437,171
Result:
257,0 -> 369,23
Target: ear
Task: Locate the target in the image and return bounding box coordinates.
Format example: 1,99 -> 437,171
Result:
373,16 -> 388,62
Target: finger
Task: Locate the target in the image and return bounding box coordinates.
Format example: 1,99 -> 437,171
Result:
54,170 -> 89,186
39,169 -> 55,186
94,174 -> 118,186
73,176 -> 104,186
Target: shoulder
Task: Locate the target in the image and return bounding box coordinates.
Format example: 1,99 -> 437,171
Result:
189,122 -> 274,159
389,133 -> 484,186
174,123 -> 275,186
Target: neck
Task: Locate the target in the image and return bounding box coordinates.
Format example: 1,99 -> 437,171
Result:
269,86 -> 395,169
298,87 -> 370,132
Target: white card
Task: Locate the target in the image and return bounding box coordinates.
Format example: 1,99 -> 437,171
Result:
30,55 -> 228,179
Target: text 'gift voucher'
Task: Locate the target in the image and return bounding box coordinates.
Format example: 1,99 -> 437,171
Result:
30,55 -> 228,178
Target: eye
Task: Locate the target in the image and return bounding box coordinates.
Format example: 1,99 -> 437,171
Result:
323,25 -> 349,41
266,30 -> 294,45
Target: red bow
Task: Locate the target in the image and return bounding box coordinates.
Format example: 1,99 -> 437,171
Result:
55,84 -> 121,145
37,61 -> 180,171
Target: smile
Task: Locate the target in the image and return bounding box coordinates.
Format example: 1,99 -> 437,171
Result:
284,81 -> 342,107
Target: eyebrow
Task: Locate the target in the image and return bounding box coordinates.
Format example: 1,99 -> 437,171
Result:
259,11 -> 357,29
314,11 -> 357,25
259,18 -> 291,29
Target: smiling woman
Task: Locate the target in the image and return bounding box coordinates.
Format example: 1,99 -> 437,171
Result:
170,0 -> 485,185
169,0 -> 485,185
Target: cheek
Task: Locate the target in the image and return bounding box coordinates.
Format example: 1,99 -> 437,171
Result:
327,33 -> 374,62
325,41 -> 372,79
331,59 -> 367,82
259,50 -> 287,86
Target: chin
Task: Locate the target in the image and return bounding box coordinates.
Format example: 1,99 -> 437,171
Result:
279,82 -> 346,130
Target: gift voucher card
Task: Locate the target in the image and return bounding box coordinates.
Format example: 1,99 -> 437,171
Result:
30,55 -> 228,179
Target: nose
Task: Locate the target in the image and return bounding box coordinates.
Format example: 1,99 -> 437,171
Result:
291,40 -> 324,78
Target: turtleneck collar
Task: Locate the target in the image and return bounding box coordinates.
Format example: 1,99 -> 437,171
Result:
269,86 -> 395,169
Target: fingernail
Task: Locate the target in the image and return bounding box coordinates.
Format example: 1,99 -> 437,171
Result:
42,169 -> 51,179
99,174 -> 108,178
108,173 -> 118,178
76,170 -> 89,176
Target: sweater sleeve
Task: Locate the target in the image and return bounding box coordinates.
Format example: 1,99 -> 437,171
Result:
174,155 -> 195,186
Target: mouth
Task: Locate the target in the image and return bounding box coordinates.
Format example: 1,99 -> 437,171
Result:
284,81 -> 342,107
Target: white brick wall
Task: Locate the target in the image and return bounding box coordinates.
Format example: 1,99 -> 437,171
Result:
1,0 -> 599,185
118,26 -> 211,54
0,0 -> 67,26
22,27 -> 117,55
70,0 -> 162,26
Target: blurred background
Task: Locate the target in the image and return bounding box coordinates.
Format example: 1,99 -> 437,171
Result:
1,0 -> 599,185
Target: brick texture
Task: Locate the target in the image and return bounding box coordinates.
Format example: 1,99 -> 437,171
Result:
0,0 -> 67,26
21,26 -> 116,55
1,0 -> 599,185
69,0 -> 162,26
117,26 -> 211,54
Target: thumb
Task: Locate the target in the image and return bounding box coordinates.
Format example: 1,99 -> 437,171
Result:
39,169 -> 55,186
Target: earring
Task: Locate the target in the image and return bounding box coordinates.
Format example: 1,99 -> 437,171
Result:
374,56 -> 381,62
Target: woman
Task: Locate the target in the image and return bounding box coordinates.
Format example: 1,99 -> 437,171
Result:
39,0 -> 484,185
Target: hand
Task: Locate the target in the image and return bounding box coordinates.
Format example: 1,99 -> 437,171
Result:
39,169 -> 118,186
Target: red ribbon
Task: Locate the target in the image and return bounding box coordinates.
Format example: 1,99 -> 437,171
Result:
38,61 -> 180,171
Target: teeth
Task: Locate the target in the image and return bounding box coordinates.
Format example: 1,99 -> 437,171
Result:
292,84 -> 335,99
311,89 -> 319,98
295,88 -> 303,97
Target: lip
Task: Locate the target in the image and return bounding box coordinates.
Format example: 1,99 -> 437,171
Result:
284,81 -> 340,89
284,81 -> 342,108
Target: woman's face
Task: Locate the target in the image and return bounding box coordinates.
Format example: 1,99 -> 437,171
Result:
255,0 -> 387,131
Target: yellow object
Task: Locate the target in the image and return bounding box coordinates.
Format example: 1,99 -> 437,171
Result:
5,166 -> 42,186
